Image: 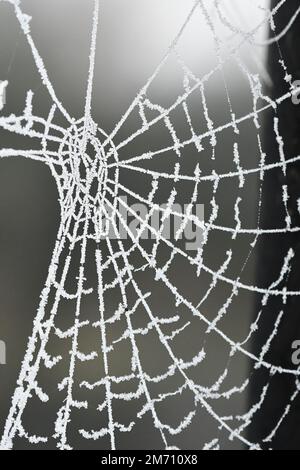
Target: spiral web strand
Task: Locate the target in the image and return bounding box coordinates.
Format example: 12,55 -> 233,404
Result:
0,0 -> 299,450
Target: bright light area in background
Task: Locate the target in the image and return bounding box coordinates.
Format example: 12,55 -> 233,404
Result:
15,0 -> 270,119
120,0 -> 271,106
100,0 -> 271,116
100,0 -> 270,86
102,0 -> 270,115
221,0 -> 270,36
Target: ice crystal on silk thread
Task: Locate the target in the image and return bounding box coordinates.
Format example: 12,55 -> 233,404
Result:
0,0 -> 299,450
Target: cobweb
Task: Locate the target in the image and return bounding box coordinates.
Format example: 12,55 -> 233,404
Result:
0,0 -> 299,450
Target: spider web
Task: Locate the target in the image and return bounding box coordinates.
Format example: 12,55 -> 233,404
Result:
0,0 -> 299,450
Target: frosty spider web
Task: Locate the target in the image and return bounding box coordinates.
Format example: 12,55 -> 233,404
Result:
0,0 -> 300,450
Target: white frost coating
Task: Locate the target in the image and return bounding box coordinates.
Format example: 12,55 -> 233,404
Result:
0,0 -> 299,451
